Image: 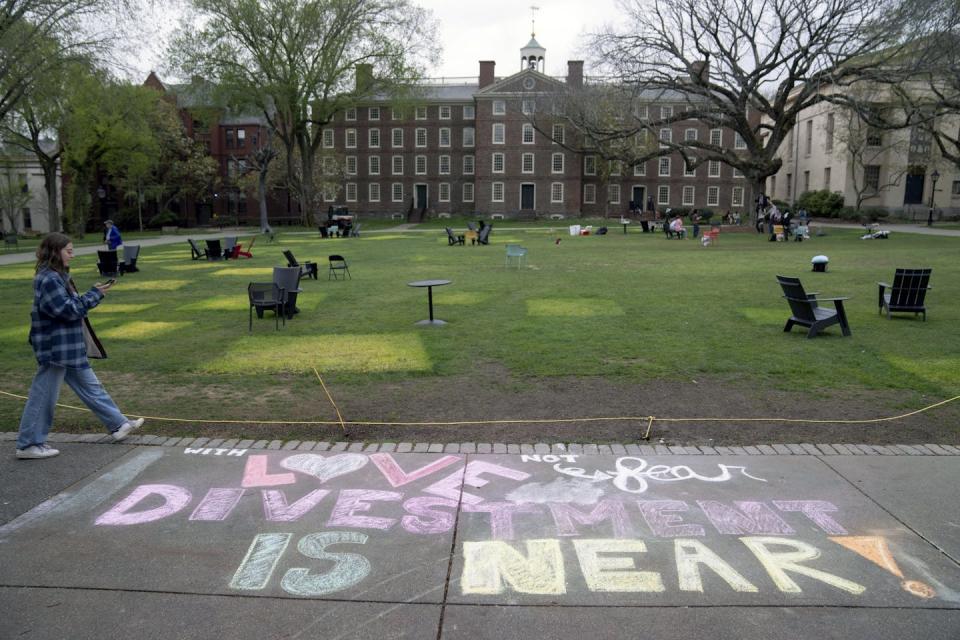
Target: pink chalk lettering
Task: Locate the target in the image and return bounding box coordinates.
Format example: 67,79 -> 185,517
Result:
327,489 -> 403,530
262,489 -> 331,522
698,501 -> 795,535
773,500 -> 848,535
637,500 -> 705,538
241,455 -> 296,488
190,488 -> 245,521
462,501 -> 540,540
425,460 -> 530,505
369,453 -> 462,487
94,484 -> 191,526
401,497 -> 459,535
548,500 -> 635,538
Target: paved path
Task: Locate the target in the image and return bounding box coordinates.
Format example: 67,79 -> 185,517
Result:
1,435 -> 958,639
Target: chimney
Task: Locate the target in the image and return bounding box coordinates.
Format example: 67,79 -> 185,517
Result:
355,64 -> 374,93
690,61 -> 709,84
567,60 -> 584,89
479,61 -> 496,89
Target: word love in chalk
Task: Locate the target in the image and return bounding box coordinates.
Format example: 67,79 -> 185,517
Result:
548,457 -> 767,495
280,454 -> 369,483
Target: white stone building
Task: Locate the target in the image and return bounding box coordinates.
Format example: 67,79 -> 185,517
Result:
0,142 -> 62,234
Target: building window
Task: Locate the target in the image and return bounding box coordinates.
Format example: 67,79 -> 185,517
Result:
734,132 -> 746,149
22,207 -> 32,229
368,128 -> 380,148
707,186 -> 720,206
551,182 -> 564,203
492,182 -> 504,202
733,167 -> 744,178
323,156 -> 337,175
710,129 -> 722,146
659,128 -> 672,145
346,183 -> 357,201
439,105 -> 451,119
682,185 -> 695,206
610,160 -> 621,176
492,152 -> 505,173
463,183 -> 475,202
463,105 -> 475,119
492,100 -> 506,115
439,155 -> 451,174
369,106 -> 380,120
786,173 -> 792,198
463,155 -> 475,175
322,184 -> 338,202
323,129 -> 334,148
346,129 -> 357,148
824,167 -> 831,189
416,128 -> 427,147
805,120 -> 813,156
492,123 -> 505,144
952,180 -> 960,196
608,184 -> 620,204
661,105 -> 673,119
732,186 -> 744,206
369,156 -> 380,175
415,155 -> 427,175
584,184 -> 596,204
803,170 -> 810,192
237,129 -> 246,146
866,128 -> 883,147
463,127 -> 475,147
522,123 -> 535,144
684,157 -> 696,177
392,155 -> 403,175
439,127 -> 451,147
634,162 -> 646,177
551,152 -> 564,173
415,106 -> 427,120
345,107 -> 357,121
659,157 -> 670,176
392,183 -> 403,202
635,104 -> 648,120
369,183 -> 380,202
708,160 -> 721,177
391,108 -> 402,120
685,128 -> 698,141
552,124 -> 565,144
635,130 -> 648,146
770,176 -> 777,198
392,128 -> 403,148
346,156 -> 357,174
584,155 -> 597,175
825,113 -> 835,152
657,185 -> 670,205
439,183 -> 450,202
864,165 -> 881,191
225,129 -> 234,148
522,153 -> 534,173
522,99 -> 535,115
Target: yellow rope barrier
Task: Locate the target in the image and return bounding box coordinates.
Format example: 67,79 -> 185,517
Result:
313,367 -> 346,431
1,389 -> 957,436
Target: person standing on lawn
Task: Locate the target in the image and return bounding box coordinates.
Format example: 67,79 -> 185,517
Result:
15,233 -> 143,460
104,219 -> 122,250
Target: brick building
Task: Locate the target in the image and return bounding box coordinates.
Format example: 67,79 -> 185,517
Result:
327,37 -> 754,220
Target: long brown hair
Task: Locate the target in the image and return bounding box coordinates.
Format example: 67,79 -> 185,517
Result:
35,232 -> 72,275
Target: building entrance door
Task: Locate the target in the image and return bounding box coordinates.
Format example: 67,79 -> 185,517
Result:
415,184 -> 428,210
520,184 -> 535,210
632,186 -> 645,212
904,167 -> 925,205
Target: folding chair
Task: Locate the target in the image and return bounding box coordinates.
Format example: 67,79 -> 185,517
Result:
328,254 -> 351,280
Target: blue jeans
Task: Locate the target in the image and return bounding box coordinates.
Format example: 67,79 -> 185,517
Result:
17,363 -> 128,449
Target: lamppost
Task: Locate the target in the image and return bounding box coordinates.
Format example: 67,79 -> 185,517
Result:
928,169 -> 939,227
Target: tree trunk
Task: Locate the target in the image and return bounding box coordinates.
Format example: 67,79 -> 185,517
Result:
258,169 -> 270,232
297,134 -> 316,227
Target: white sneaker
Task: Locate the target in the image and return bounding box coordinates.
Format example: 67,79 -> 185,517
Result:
16,444 -> 60,459
113,418 -> 144,442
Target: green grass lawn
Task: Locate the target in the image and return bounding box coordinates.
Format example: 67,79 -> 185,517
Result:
0,224 -> 957,437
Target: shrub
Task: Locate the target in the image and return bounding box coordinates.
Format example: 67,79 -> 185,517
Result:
796,190 -> 844,218
861,207 -> 889,222
148,211 -> 180,228
771,199 -> 789,210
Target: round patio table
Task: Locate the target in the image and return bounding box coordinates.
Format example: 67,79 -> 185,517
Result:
407,279 -> 451,325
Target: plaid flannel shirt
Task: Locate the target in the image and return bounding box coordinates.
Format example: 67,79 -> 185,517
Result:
28,268 -> 104,369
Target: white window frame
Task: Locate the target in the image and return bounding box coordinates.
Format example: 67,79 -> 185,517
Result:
634,162 -> 646,177
522,99 -> 535,115
584,183 -> 596,204
492,100 -> 506,115
322,129 -> 334,148
684,158 -> 696,177
734,132 -> 746,149
391,128 -> 403,148
658,157 -> 670,177
368,155 -> 380,175
463,154 -> 475,175
345,129 -> 357,149
415,106 -> 427,120
551,182 -> 564,203
345,156 -> 357,175
521,152 -> 534,174
732,186 -> 744,207
463,127 -> 475,147
439,155 -> 451,175
463,105 -> 475,119
415,155 -> 427,175
707,186 -> 720,206
492,123 -> 505,144
345,182 -> 357,202
392,183 -> 403,202
608,184 -> 621,204
415,128 -> 427,148
659,128 -> 672,146
661,105 -> 673,119
462,182 -> 474,202
368,128 -> 380,148
492,152 -> 505,173
369,106 -> 380,121
684,128 -> 698,141
552,124 -> 565,145
492,182 -> 505,202
439,182 -> 450,202
682,185 -> 695,206
439,105 -> 451,120
710,128 -> 722,146
345,107 -> 356,121
584,155 -> 597,176
392,155 -> 403,175
610,160 -> 621,176
368,183 -> 380,202
708,160 -> 721,178
551,152 -> 564,174
439,127 -> 451,147
657,185 -> 670,205
522,123 -> 535,144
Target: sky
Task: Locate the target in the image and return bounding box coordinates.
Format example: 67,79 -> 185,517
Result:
126,0 -> 621,83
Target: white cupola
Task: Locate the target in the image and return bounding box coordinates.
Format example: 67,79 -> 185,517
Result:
520,8 -> 545,72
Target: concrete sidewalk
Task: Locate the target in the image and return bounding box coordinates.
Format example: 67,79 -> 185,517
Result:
1,438 -> 958,639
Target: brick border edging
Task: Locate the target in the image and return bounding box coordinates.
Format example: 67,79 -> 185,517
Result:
3,432 -> 958,456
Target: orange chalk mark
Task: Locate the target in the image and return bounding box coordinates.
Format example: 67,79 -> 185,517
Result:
829,536 -> 903,577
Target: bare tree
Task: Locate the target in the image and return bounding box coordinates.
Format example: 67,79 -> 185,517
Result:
170,0 -> 437,225
565,0 -> 928,210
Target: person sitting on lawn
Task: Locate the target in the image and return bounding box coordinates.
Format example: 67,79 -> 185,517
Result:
669,214 -> 686,239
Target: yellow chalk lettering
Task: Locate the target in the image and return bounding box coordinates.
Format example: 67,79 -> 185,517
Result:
461,539 -> 566,595
572,539 -> 664,592
674,539 -> 758,593
741,536 -> 865,595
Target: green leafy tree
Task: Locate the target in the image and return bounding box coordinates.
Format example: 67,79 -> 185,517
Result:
169,0 -> 438,224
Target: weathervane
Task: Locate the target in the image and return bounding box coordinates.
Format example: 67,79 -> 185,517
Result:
530,5 -> 539,37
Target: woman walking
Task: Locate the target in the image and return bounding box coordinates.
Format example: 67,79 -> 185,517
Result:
15,233 -> 143,459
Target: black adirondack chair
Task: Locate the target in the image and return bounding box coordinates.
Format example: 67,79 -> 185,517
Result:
878,268 -> 932,320
97,250 -> 120,278
445,227 -> 464,245
205,239 -> 223,261
188,239 -> 207,260
477,224 -> 492,245
120,244 -> 140,274
776,275 -> 852,338
248,282 -> 285,331
283,249 -> 318,280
